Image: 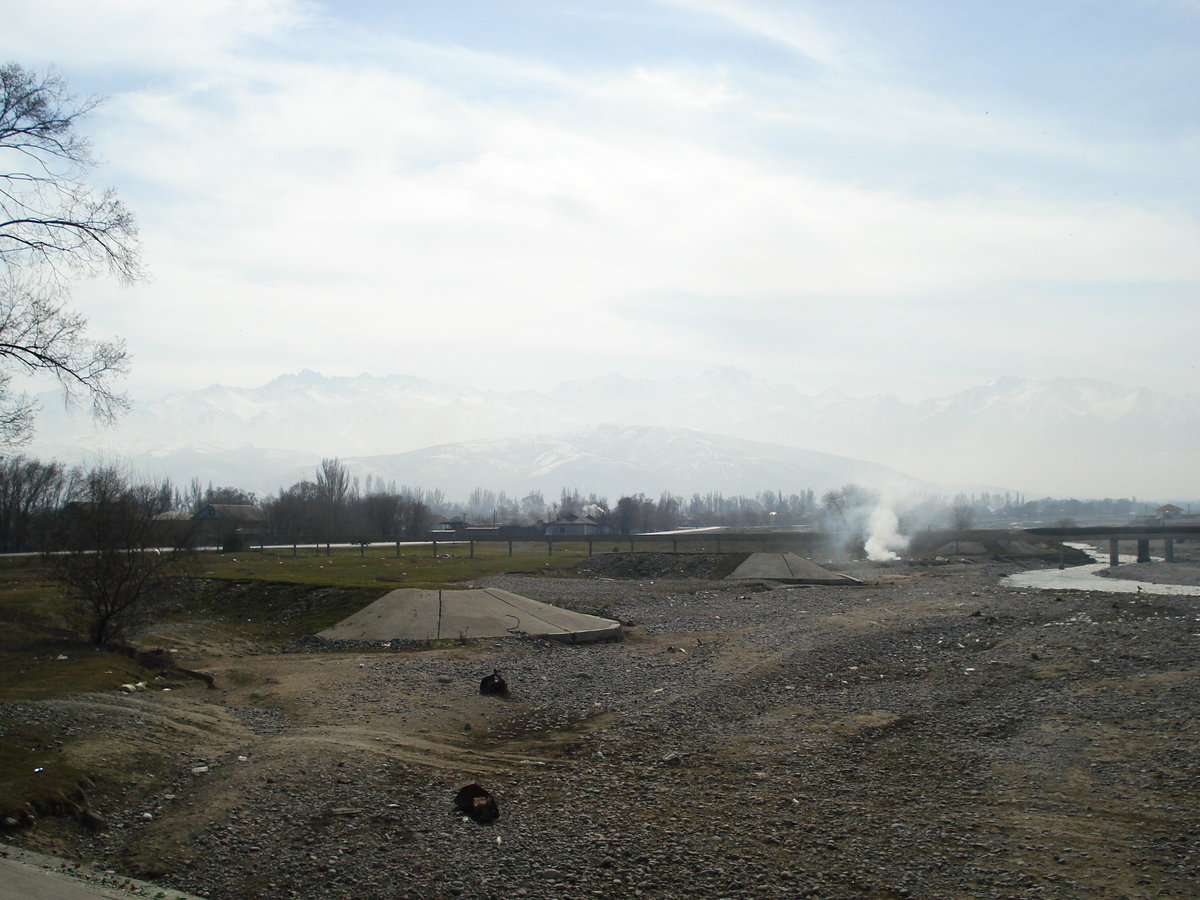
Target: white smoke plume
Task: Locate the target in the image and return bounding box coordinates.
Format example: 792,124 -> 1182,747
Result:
821,483 -> 914,561
864,505 -> 909,561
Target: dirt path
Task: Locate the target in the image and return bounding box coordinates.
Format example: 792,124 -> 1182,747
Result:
4,559 -> 1199,899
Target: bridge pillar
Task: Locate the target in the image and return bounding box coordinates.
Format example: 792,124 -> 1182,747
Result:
1137,539 -> 1151,563
1164,539 -> 1174,563
1110,539 -> 1120,567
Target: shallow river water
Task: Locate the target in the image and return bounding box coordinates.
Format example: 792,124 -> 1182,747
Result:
1003,543 -> 1200,596
1004,563 -> 1200,595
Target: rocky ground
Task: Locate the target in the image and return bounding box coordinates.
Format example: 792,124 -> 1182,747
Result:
3,548 -> 1199,900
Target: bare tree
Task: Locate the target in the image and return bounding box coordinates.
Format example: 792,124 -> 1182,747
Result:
0,454 -> 71,551
0,63 -> 142,444
950,503 -> 975,533
264,479 -> 320,538
201,484 -> 257,507
186,477 -> 204,514
652,491 -> 680,532
559,487 -> 582,517
360,490 -> 402,538
819,484 -> 881,557
41,466 -> 194,647
394,493 -> 432,539
950,503 -> 975,553
614,495 -> 641,535
467,486 -> 497,522
820,484 -> 878,527
519,490 -> 546,523
1,64 -> 142,280
315,457 -> 351,536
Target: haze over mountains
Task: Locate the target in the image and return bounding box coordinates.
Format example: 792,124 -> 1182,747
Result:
25,370 -> 1200,502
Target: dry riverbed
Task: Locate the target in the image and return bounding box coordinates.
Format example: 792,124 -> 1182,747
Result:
3,554 -> 1199,900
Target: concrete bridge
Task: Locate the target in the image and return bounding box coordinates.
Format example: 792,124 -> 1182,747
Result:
1024,525 -> 1200,566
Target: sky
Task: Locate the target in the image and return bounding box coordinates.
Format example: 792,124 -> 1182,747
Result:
3,0 -> 1198,403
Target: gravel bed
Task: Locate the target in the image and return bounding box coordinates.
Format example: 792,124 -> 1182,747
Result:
7,564 -> 1200,899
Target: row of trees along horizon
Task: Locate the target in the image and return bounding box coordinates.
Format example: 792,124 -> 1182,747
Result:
0,453 -> 1164,557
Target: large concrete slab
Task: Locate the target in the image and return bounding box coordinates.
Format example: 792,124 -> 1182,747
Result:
0,845 -> 206,900
729,552 -> 861,585
318,588 -> 621,644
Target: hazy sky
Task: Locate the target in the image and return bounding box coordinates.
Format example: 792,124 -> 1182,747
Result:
4,0 -> 1197,402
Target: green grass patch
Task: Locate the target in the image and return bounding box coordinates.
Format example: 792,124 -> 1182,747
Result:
173,579 -> 383,640
188,541 -> 589,587
158,542 -> 595,640
0,543 -> 597,669
0,717 -> 94,822
0,540 -> 652,654
0,560 -> 73,634
0,645 -> 154,701
0,556 -> 163,700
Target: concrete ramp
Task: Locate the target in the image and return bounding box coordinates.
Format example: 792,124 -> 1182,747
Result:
729,552 -> 861,585
318,588 -> 621,644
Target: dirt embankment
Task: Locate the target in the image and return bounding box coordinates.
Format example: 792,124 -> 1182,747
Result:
3,555 -> 1199,900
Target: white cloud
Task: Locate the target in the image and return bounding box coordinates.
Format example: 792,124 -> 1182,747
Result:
605,67 -> 739,109
1,0 -> 313,71
1,0 -> 1195,403
657,0 -> 852,68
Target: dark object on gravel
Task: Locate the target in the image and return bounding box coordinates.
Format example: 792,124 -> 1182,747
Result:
479,669 -> 509,697
454,783 -> 499,822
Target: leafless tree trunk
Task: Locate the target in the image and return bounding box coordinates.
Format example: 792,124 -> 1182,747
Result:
0,63 -> 142,444
0,454 -> 71,551
41,466 -> 194,647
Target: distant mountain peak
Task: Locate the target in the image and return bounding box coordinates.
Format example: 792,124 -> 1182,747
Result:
24,371 -> 1198,499
702,365 -> 752,383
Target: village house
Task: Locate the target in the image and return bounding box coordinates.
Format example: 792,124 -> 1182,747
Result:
543,512 -> 607,536
194,503 -> 266,551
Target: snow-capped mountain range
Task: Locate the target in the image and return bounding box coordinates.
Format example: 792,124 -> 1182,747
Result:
24,370 -> 1200,500
334,424 -> 930,503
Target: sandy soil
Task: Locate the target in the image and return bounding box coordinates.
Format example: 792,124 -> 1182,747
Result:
3,554 -> 1199,900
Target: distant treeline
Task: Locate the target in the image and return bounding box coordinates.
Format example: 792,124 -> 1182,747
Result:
263,461 -> 821,537
942,492 -> 1159,524
0,454 -> 1172,554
